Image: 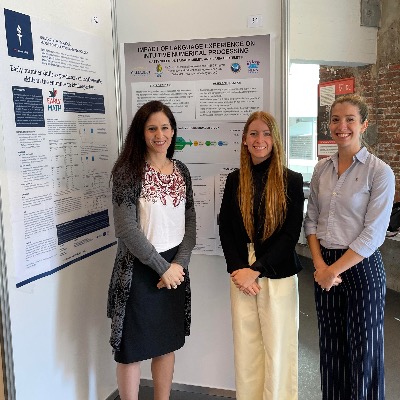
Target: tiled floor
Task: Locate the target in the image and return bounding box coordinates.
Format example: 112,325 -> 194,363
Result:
118,255 -> 400,400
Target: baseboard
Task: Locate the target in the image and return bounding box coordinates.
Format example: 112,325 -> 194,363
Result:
140,379 -> 236,398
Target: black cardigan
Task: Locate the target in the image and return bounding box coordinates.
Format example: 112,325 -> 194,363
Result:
219,160 -> 304,279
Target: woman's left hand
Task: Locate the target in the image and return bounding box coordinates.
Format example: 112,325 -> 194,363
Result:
158,263 -> 185,289
242,282 -> 262,296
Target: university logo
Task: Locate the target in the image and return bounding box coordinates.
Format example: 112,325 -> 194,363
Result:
4,9 -> 34,60
231,63 -> 241,73
156,64 -> 163,77
247,60 -> 260,74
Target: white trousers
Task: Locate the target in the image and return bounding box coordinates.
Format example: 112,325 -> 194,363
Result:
230,246 -> 299,400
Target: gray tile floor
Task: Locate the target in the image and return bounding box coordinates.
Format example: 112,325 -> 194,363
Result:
127,255 -> 400,400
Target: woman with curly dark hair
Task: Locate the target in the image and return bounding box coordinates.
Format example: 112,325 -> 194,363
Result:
107,100 -> 196,400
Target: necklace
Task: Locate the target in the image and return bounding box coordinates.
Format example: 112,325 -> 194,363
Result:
147,158 -> 169,173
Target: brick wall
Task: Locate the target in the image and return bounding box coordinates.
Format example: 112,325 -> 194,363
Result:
319,64 -> 400,201
318,0 -> 400,201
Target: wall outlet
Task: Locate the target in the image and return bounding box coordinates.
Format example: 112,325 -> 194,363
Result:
248,15 -> 263,28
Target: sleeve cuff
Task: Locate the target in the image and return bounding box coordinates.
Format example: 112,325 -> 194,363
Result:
349,242 -> 374,259
250,260 -> 278,276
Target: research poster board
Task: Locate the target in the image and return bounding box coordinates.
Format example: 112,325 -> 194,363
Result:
0,8 -> 117,287
317,78 -> 355,158
122,35 -> 272,255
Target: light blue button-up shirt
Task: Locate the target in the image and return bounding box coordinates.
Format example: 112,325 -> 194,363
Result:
304,147 -> 395,258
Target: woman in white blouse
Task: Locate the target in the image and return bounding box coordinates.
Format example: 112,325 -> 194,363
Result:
107,101 -> 196,400
304,94 -> 395,400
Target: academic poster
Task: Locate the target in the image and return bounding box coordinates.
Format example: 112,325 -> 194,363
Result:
0,9 -> 116,286
123,35 -> 272,255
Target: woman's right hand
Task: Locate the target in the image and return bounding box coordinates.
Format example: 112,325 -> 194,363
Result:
314,267 -> 342,291
231,268 -> 261,295
158,263 -> 185,289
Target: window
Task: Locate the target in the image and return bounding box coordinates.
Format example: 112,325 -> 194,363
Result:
288,63 -> 319,183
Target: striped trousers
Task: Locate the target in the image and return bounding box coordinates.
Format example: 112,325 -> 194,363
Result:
315,247 -> 386,400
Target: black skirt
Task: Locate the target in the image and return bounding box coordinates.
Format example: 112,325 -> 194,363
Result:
114,246 -> 187,363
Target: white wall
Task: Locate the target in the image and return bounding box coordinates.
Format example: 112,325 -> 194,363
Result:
290,0 -> 378,65
116,0 -> 379,68
116,0 -> 282,122
0,1 -> 119,399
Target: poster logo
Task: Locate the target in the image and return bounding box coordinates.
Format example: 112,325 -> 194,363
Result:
156,64 -> 163,77
47,88 -> 62,112
231,63 -> 241,73
247,60 -> 260,74
4,9 -> 34,60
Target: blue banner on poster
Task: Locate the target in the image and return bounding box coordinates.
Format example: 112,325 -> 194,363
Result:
56,210 -> 110,245
4,8 -> 34,60
12,86 -> 45,127
63,91 -> 105,114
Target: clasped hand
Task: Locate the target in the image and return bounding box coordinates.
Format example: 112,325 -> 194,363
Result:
157,263 -> 185,289
231,268 -> 261,296
314,267 -> 342,291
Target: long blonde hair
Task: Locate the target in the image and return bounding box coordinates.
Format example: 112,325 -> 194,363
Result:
238,111 -> 287,242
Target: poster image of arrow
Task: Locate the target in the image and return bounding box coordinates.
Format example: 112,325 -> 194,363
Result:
175,137 -> 193,150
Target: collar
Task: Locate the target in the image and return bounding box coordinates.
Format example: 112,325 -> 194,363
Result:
354,146 -> 369,163
330,146 -> 369,165
251,157 -> 272,173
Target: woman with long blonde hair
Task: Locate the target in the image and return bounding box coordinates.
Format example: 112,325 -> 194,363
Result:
219,111 -> 304,400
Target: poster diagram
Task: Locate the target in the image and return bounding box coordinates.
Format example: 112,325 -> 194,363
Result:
123,35 -> 272,255
0,9 -> 116,286
175,122 -> 242,165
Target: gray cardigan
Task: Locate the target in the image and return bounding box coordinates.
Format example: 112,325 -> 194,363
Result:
107,159 -> 196,351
